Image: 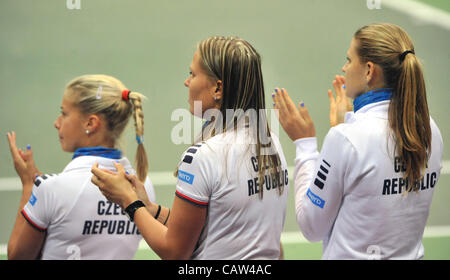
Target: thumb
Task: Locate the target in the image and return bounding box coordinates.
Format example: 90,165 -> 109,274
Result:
23,144 -> 33,160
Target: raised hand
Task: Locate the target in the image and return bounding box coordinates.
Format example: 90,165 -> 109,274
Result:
327,75 -> 352,127
272,88 -> 316,141
7,132 -> 41,186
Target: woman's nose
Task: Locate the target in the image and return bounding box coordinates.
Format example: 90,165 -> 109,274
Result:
54,117 -> 60,129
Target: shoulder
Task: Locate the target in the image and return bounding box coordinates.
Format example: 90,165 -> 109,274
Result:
33,173 -> 59,189
180,141 -> 209,165
324,125 -> 353,145
320,126 -> 358,161
332,114 -> 388,149
180,136 -> 226,165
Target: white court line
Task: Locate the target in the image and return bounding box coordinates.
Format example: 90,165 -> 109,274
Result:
2,225 -> 449,256
0,161 -> 449,191
382,0 -> 450,30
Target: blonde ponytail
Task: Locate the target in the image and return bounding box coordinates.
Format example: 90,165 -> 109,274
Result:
129,92 -> 149,182
391,51 -> 430,188
354,23 -> 431,190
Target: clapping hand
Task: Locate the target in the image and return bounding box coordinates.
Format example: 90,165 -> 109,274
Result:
272,88 -> 316,141
327,75 -> 352,127
7,132 -> 41,187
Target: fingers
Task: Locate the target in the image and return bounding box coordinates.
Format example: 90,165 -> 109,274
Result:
91,162 -> 108,182
328,89 -> 336,104
7,132 -> 34,161
298,101 -> 312,123
91,173 -> 103,188
7,131 -> 21,160
101,169 -> 118,175
280,88 -> 300,115
337,75 -> 346,85
332,78 -> 342,96
333,75 -> 346,98
272,88 -> 287,112
273,88 -> 300,118
125,173 -> 138,184
23,144 -> 33,160
113,161 -> 126,175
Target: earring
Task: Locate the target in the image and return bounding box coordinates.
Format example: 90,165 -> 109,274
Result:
85,130 -> 90,135
214,96 -> 219,101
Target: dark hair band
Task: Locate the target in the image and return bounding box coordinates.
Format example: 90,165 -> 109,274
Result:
399,50 -> 415,62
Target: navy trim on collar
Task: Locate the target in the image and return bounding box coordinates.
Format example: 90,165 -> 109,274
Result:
72,147 -> 122,160
353,88 -> 393,112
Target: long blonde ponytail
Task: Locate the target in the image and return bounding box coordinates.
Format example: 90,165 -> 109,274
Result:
129,91 -> 149,182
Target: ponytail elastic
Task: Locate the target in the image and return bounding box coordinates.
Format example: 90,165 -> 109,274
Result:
399,50 -> 414,63
122,90 -> 131,101
136,135 -> 144,145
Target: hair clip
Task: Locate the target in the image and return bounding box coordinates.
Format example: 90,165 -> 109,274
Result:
96,85 -> 103,100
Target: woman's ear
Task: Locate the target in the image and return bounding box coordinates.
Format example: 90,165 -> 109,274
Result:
365,61 -> 375,84
366,62 -> 385,88
215,80 -> 223,93
85,114 -> 101,134
214,80 -> 223,101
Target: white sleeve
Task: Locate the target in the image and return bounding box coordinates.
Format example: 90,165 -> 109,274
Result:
175,145 -> 217,207
22,175 -> 56,232
294,128 -> 353,242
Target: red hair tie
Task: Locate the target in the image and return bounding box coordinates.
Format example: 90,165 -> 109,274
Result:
122,90 -> 131,101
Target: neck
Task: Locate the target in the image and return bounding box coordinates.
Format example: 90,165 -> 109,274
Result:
81,136 -> 115,149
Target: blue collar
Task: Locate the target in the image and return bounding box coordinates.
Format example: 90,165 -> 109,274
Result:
353,88 -> 393,112
72,146 -> 122,160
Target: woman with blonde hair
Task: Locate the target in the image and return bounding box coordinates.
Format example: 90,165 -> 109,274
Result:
7,74 -> 155,259
273,23 -> 443,259
91,37 -> 289,260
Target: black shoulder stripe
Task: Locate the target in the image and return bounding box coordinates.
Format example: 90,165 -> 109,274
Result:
183,155 -> 193,164
314,178 -> 324,189
33,173 -> 57,187
187,148 -> 198,154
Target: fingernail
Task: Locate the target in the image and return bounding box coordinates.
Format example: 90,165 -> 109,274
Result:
300,102 -> 305,108
271,93 -> 275,98
115,160 -> 120,163
342,84 -> 346,89
125,171 -> 129,175
274,88 -> 278,93
27,144 -> 31,150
